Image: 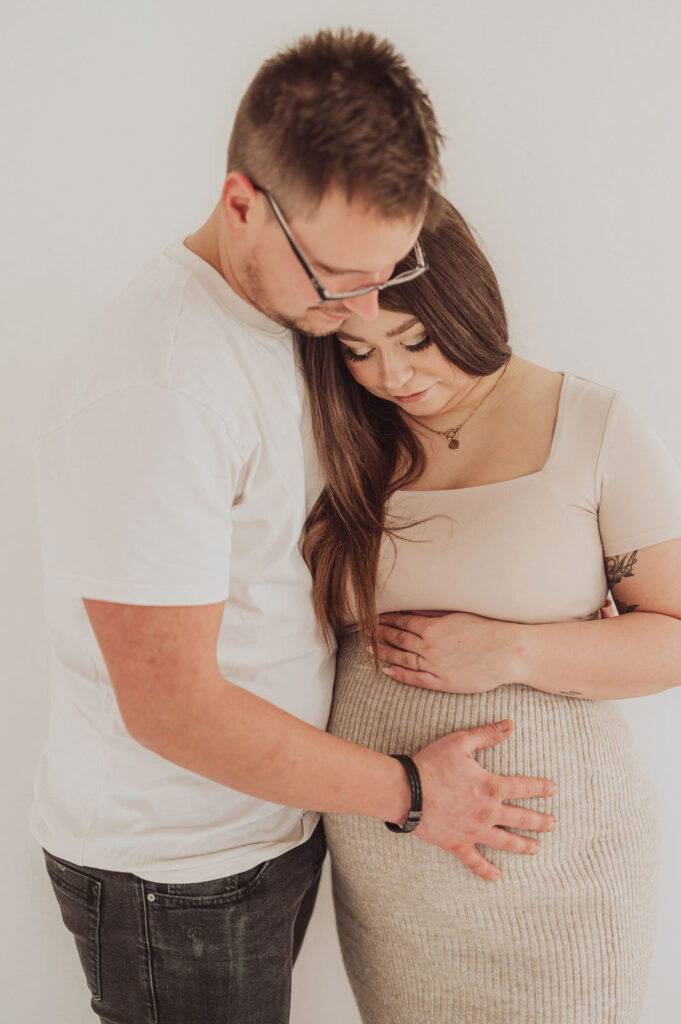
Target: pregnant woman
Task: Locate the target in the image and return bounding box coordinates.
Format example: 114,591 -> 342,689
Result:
296,197 -> 681,1024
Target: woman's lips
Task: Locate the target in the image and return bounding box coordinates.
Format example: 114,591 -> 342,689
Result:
392,386 -> 433,404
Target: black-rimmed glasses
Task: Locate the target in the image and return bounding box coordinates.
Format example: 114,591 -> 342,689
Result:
253,184 -> 428,303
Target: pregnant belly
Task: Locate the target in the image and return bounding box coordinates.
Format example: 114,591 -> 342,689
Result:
330,631 -> 656,841
326,631 -> 660,1024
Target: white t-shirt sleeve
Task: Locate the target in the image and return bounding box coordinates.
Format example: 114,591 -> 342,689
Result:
38,384 -> 244,605
596,392 -> 681,557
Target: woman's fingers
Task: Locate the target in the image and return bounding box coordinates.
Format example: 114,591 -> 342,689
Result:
450,844 -> 502,882
372,641 -> 420,671
376,624 -> 423,653
377,612 -> 425,638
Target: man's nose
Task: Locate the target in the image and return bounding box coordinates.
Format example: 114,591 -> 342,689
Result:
342,288 -> 380,320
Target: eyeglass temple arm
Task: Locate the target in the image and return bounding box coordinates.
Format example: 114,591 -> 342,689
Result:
252,184 -> 329,300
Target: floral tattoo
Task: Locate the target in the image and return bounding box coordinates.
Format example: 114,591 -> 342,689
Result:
604,550 -> 639,615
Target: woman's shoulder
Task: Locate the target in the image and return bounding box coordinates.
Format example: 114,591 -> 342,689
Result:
518,359 -> 617,401
551,372 -> 623,457
517,360 -> 620,421
562,370 -> 618,398
507,360 -> 617,435
510,363 -> 621,469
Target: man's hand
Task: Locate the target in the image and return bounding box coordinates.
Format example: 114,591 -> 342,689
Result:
411,719 -> 557,881
82,601 -> 557,884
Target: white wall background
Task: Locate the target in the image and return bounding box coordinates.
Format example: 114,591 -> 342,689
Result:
2,1 -> 679,1020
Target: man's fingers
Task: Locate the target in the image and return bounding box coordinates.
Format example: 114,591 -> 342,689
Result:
464,719 -> 515,752
450,844 -> 501,882
498,775 -> 558,801
484,827 -> 543,857
496,804 -> 557,834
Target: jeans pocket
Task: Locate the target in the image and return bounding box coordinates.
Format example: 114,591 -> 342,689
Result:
147,858 -> 272,907
43,850 -> 102,1002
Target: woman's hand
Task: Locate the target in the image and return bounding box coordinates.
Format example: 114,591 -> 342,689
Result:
375,600 -> 615,693
374,610 -> 525,693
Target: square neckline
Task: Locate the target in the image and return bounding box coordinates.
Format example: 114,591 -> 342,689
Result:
392,370 -> 569,496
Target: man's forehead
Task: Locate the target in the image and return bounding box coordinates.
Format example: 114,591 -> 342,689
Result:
290,188 -> 424,273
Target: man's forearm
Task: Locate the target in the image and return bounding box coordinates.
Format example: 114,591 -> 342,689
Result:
128,670 -> 412,822
84,599 -> 559,879
517,612 -> 681,699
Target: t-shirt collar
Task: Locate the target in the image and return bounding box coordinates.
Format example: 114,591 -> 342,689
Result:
165,240 -> 290,337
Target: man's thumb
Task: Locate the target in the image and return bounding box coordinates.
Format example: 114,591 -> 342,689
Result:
466,719 -> 514,752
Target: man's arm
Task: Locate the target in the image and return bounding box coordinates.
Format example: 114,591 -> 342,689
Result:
83,599 -> 558,882
374,538 -> 681,700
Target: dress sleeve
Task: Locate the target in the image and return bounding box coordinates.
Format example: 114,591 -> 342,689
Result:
596,392 -> 681,557
37,384 -> 244,605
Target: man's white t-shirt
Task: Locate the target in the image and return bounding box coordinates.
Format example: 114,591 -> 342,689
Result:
30,242 -> 335,883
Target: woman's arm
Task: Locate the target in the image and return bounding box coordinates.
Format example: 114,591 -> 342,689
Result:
375,538 -> 681,700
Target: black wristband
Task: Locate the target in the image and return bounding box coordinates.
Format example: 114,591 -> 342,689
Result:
385,754 -> 423,834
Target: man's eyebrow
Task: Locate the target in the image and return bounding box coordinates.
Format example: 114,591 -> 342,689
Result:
336,317 -> 421,344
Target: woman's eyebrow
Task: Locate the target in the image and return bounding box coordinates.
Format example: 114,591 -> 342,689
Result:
335,331 -> 369,344
386,316 -> 420,337
336,317 -> 420,344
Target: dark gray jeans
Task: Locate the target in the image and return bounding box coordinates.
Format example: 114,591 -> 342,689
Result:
43,821 -> 326,1024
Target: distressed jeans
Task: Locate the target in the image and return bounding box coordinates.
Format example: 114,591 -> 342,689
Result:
43,820 -> 326,1024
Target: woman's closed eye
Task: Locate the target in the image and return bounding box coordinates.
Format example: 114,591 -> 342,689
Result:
341,336 -> 433,363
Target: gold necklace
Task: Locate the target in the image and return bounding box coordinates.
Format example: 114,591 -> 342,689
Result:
403,359 -> 510,450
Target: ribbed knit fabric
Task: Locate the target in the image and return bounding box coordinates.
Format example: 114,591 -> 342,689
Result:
325,632 -> 660,1024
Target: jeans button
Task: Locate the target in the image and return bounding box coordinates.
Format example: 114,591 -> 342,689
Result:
147,893 -> 156,903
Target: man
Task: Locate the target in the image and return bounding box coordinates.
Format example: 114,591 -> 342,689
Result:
33,29 -> 557,1024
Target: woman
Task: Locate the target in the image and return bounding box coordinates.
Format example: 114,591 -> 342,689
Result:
296,198 -> 681,1024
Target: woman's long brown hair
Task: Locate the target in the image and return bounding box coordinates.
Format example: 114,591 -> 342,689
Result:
296,197 -> 512,661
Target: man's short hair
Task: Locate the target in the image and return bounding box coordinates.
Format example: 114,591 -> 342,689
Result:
227,28 -> 444,223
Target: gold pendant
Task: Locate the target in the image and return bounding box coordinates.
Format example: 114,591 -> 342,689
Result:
444,428 -> 460,450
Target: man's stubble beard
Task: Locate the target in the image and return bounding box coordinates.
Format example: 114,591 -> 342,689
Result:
241,256 -> 341,337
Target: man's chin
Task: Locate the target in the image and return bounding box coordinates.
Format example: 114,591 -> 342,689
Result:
291,308 -> 348,337
254,303 -> 347,337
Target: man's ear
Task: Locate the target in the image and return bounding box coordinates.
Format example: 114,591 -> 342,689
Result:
220,172 -> 261,235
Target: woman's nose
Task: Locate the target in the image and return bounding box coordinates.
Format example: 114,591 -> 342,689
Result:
381,354 -> 413,391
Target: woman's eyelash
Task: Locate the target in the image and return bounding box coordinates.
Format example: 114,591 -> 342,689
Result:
407,337 -> 432,353
342,336 -> 432,363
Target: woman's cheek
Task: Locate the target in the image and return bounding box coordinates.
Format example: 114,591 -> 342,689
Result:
346,363 -> 372,388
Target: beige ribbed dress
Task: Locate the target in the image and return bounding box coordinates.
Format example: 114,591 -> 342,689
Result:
325,374 -> 681,1024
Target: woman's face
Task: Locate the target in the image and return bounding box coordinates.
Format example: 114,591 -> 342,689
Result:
335,308 -> 471,417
